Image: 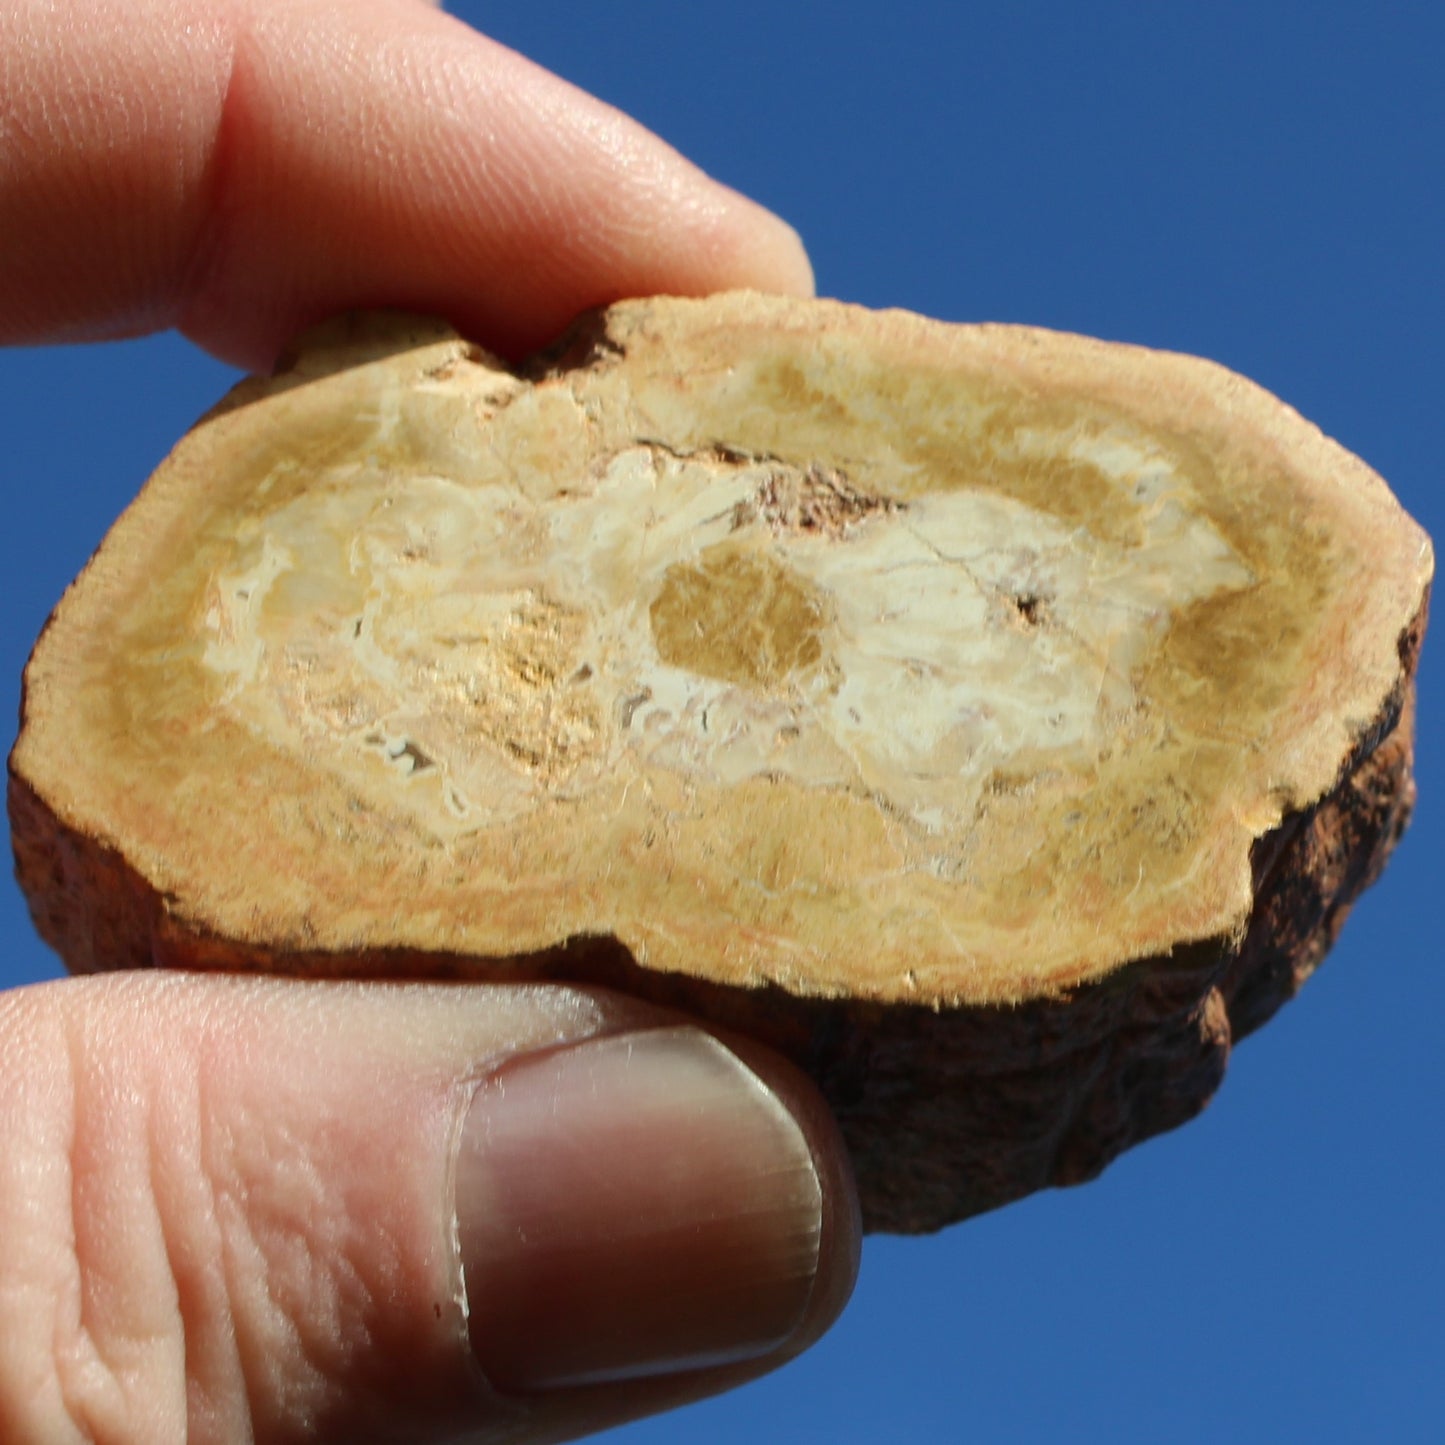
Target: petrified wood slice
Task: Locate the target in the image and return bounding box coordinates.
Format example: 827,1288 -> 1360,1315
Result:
9,295 -> 1432,1232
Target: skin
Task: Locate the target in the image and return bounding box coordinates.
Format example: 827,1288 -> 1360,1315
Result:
0,0 -> 814,366
0,3 -> 856,1442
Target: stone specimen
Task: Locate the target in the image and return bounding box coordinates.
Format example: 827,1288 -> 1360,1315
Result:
9,295 -> 1431,1232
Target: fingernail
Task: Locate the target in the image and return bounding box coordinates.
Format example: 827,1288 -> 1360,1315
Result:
455,1026 -> 824,1393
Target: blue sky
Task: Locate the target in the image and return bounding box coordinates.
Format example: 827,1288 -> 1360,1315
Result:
3,3 -> 1442,1441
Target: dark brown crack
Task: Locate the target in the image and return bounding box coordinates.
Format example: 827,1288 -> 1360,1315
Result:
745,464 -> 903,539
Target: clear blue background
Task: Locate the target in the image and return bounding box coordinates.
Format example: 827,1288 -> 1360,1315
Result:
3,3 -> 1441,1441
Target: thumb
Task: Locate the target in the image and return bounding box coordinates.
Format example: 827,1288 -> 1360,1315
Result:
0,972 -> 859,1444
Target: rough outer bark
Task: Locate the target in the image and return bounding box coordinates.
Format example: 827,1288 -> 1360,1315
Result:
8,296 -> 1432,1231
5,640 -> 1422,1231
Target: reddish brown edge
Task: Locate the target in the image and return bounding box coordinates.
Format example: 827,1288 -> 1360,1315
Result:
8,582 -> 1426,1233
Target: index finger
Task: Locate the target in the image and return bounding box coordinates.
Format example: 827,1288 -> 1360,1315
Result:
0,0 -> 814,369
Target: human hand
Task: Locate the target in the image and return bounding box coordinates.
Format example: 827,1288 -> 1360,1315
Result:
2,0 -> 814,368
0,3 -> 860,1442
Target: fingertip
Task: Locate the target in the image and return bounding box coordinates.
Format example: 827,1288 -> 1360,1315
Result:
772,216 -> 818,299
709,1023 -> 860,1358
723,191 -> 818,300
768,1041 -> 862,1347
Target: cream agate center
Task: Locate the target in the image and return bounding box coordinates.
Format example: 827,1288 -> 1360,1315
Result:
201,436 -> 1253,836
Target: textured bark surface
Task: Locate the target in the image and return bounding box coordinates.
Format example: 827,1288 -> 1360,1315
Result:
9,295 -> 1432,1231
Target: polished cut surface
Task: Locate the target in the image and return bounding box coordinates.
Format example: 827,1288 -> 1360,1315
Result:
12,295 -> 1431,1004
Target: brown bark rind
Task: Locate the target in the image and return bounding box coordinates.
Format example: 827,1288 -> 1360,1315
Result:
8,603 -> 1423,1231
